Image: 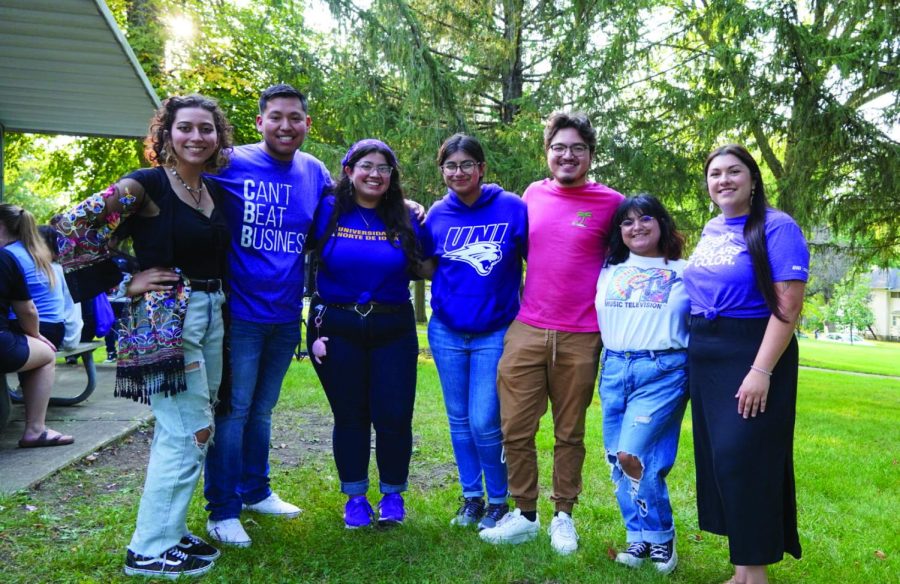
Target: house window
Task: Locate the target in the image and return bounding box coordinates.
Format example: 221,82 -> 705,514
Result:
892,292 -> 900,299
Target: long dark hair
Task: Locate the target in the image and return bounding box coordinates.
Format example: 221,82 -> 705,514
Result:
606,194 -> 684,265
318,141 -> 420,269
704,144 -> 784,321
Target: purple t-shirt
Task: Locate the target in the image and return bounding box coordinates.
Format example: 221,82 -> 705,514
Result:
313,196 -> 423,305
684,209 -> 809,319
211,143 -> 332,323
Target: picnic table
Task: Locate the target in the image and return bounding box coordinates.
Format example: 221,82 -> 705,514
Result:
0,341 -> 104,432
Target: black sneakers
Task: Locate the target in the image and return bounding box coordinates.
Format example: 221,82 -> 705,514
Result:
615,541 -> 650,567
124,546 -> 214,579
176,534 -> 221,561
450,496 -> 485,527
649,540 -> 678,574
478,502 -> 509,530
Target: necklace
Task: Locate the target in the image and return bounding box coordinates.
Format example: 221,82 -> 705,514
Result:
170,167 -> 204,209
357,205 -> 375,228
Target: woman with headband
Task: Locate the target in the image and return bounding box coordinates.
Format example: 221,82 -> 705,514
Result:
307,139 -> 425,529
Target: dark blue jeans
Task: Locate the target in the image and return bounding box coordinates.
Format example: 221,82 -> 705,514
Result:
204,318 -> 300,520
307,301 -> 418,496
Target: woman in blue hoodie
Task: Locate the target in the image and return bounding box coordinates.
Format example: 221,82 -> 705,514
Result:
423,134 -> 527,530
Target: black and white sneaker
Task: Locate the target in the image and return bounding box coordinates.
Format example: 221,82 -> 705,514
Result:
649,539 -> 678,574
176,533 -> 221,561
124,546 -> 214,579
615,541 -> 650,567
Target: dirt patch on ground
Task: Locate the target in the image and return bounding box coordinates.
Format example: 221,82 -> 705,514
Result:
23,407 -> 454,506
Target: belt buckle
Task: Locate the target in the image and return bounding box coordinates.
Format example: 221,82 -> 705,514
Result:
354,303 -> 374,317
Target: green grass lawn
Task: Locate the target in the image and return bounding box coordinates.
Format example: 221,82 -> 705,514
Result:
798,338 -> 900,376
1,353 -> 897,582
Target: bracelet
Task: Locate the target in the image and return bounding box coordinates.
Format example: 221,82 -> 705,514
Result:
749,365 -> 772,376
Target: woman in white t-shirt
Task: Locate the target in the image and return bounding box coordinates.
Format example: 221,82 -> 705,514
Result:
595,194 -> 690,575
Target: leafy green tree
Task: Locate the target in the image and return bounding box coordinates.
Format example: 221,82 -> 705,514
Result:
587,0 -> 899,261
826,274 -> 875,341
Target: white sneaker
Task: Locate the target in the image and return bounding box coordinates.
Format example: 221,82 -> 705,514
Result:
478,508 -> 540,545
548,512 -> 579,555
206,518 -> 251,548
242,492 -> 301,518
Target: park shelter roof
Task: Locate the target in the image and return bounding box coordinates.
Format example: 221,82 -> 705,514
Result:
0,0 -> 160,138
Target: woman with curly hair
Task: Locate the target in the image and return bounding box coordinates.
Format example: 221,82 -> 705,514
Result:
53,94 -> 233,578
595,194 -> 689,575
307,139 -> 424,529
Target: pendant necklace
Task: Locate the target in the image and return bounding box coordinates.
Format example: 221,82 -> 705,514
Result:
171,167 -> 204,209
357,205 -> 375,228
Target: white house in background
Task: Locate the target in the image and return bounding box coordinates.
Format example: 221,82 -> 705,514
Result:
869,268 -> 900,341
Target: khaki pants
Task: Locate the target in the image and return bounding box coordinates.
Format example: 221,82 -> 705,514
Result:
497,320 -> 601,514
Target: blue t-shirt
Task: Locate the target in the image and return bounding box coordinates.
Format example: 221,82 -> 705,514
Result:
5,241 -> 66,324
210,143 -> 332,323
423,184 -> 527,333
313,196 -> 423,305
684,209 -> 809,319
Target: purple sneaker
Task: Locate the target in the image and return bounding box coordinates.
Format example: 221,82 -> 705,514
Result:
377,493 -> 405,526
344,496 -> 374,529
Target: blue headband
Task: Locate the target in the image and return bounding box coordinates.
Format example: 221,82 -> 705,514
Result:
340,138 -> 397,168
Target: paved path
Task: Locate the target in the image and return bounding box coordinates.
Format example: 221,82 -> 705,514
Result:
0,362 -> 153,495
800,365 -> 900,380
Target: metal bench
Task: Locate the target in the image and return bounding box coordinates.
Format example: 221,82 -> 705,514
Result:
0,341 -> 105,431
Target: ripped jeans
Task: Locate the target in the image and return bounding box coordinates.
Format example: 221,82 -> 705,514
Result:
129,290 -> 225,557
599,348 -> 688,545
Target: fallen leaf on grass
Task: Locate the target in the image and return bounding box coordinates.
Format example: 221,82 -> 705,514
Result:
84,454 -> 98,463
874,550 -> 887,560
688,533 -> 703,542
606,546 -> 617,560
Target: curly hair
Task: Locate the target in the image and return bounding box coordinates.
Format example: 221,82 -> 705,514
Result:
316,141 -> 420,270
143,94 -> 233,173
606,194 -> 684,265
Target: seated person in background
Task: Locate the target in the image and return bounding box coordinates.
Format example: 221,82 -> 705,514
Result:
0,203 -> 74,448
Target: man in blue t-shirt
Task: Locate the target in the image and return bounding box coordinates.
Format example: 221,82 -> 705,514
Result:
204,84 -> 332,547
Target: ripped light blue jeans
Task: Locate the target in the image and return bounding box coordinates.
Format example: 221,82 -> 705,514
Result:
129,290 -> 225,557
599,348 -> 688,545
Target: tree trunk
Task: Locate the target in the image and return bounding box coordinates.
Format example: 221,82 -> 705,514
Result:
414,280 -> 426,323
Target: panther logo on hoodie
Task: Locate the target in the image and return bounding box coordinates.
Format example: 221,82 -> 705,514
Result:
442,224 -> 508,276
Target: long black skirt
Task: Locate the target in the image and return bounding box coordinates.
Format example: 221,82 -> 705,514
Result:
689,316 -> 802,565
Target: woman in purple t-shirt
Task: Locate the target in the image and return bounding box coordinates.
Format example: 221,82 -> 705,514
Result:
683,145 -> 809,584
307,139 -> 423,530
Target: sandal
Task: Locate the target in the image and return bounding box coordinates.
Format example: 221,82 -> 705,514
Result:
18,430 -> 75,448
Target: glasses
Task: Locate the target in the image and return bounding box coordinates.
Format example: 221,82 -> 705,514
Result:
356,161 -> 394,176
440,160 -> 481,175
620,215 -> 655,228
548,143 -> 589,157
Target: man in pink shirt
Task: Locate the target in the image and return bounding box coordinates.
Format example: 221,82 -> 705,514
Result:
479,112 -> 624,554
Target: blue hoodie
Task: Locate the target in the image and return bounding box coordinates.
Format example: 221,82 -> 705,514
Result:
423,183 -> 527,334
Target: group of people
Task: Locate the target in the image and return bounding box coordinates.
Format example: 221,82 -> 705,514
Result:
0,84 -> 809,584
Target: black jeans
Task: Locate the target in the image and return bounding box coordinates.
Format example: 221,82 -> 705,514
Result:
307,301 -> 418,495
